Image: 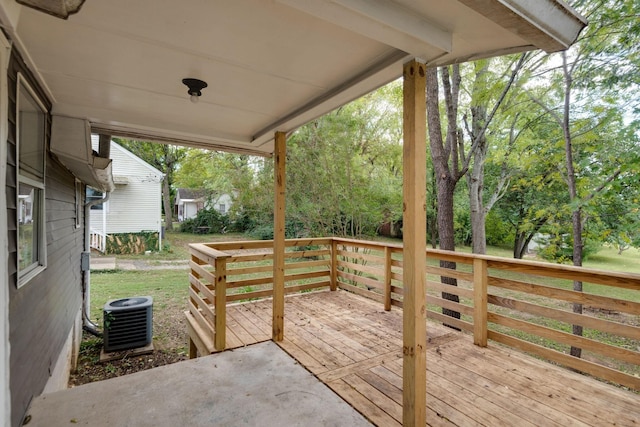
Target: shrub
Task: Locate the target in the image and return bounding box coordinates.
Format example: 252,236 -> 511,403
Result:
179,208 -> 229,234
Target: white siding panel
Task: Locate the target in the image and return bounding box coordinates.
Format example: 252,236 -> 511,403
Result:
90,138 -> 163,234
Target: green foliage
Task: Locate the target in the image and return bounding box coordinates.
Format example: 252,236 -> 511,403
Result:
485,211 -> 513,246
179,208 -> 229,234
247,220 -> 305,240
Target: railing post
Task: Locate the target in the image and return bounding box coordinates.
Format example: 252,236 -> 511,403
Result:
384,246 -> 392,311
214,256 -> 227,351
330,239 -> 338,291
273,131 -> 286,342
473,258 -> 488,347
402,59 -> 427,427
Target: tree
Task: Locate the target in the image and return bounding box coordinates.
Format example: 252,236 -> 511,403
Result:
426,56 -> 525,321
114,139 -> 186,231
464,54 -> 527,254
525,0 -> 640,357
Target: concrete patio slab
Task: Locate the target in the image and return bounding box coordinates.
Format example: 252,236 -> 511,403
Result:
26,341 -> 373,427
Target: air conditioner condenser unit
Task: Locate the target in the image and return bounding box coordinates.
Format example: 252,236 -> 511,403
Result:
103,296 -> 153,352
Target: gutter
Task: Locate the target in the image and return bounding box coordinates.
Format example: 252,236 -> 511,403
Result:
81,191 -> 111,336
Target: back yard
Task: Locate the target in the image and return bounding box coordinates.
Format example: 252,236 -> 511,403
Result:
69,231 -> 640,386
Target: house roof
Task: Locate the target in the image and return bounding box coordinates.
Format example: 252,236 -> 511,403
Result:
176,188 -> 207,204
1,1 -> 586,156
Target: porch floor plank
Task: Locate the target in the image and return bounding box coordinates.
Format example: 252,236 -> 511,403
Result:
223,290 -> 639,427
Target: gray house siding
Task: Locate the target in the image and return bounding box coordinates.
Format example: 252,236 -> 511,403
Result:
7,50 -> 85,427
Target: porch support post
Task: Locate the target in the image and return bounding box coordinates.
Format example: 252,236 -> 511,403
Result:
273,131 -> 286,341
402,59 -> 427,427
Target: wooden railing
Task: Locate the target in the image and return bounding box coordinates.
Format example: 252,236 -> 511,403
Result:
186,238 -> 333,355
187,237 -> 640,390
89,228 -> 106,253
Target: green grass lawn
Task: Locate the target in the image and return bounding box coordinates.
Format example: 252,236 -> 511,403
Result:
583,245 -> 640,274
89,269 -> 189,325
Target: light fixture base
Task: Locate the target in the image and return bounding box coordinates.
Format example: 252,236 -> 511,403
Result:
182,78 -> 208,100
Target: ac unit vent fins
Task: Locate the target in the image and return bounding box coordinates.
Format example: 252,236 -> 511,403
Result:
103,296 -> 153,352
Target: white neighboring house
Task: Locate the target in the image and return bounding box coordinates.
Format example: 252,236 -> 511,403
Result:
175,188 -> 233,221
89,136 -> 165,252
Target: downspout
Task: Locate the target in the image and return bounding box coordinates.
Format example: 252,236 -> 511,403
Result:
82,191 -> 110,336
82,134 -> 112,335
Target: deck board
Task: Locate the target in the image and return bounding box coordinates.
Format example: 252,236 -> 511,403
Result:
223,290 -> 639,426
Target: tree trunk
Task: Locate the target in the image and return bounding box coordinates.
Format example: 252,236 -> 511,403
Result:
468,103 -> 488,255
561,51 -> 583,358
426,67 -> 460,325
162,176 -> 174,231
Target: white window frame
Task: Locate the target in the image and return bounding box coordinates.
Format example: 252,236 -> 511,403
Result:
16,74 -> 47,287
75,178 -> 82,228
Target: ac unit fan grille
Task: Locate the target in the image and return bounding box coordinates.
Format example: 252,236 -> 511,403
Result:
104,296 -> 153,352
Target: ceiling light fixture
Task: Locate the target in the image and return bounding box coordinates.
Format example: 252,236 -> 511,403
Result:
182,78 -> 208,103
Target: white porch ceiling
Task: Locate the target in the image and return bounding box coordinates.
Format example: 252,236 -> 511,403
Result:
0,0 -> 585,156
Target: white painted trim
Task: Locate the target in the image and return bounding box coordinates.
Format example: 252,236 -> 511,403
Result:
90,135 -> 164,179
16,74 -> 48,288
0,28 -> 13,427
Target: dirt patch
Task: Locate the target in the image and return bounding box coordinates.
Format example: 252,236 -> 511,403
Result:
70,293 -> 190,386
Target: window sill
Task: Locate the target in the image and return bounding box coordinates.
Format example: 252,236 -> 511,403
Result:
17,265 -> 47,288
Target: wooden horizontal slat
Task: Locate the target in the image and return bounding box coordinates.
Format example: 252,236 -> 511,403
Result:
337,269 -> 383,291
488,330 -> 640,390
285,249 -> 330,259
188,300 -> 214,334
226,289 -> 274,302
334,237 -> 400,252
186,313 -> 214,355
285,270 -> 329,283
427,266 -> 473,282
489,276 -> 640,315
426,280 -> 474,299
488,313 -> 640,365
337,259 -> 384,279
189,243 -> 230,264
227,253 -> 273,263
488,294 -> 640,340
337,281 -> 384,304
337,249 -> 384,265
425,249 -> 474,265
204,240 -> 273,251
189,287 -> 215,327
285,259 -> 330,271
486,258 -> 640,290
189,260 -> 215,283
228,264 -> 273,276
227,276 -> 273,289
189,273 -> 215,303
426,295 -> 474,317
285,281 -> 330,294
426,310 -> 473,332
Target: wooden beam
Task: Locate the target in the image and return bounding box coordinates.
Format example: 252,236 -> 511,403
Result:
273,131 -> 286,341
402,59 -> 427,427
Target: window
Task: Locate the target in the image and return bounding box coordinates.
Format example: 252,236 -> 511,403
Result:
17,75 -> 47,286
86,187 -> 104,210
218,204 -> 226,214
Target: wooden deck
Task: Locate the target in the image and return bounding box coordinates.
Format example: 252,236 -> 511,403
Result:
221,289 -> 639,427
